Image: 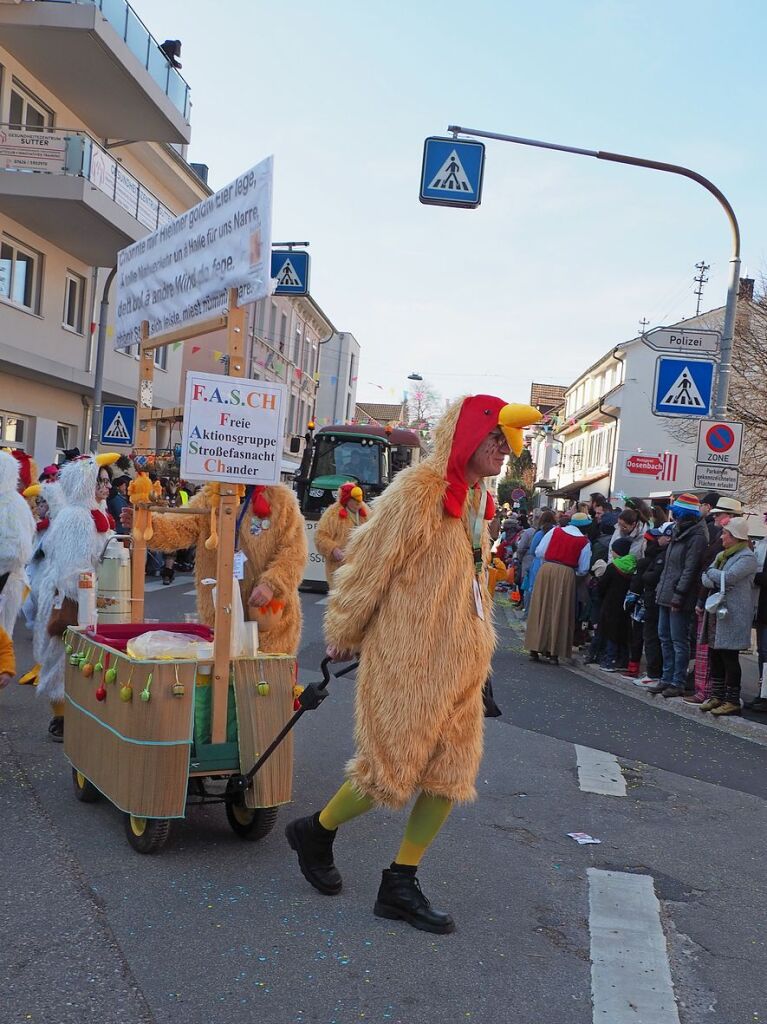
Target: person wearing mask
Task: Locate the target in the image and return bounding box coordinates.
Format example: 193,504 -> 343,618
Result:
315,483 -> 370,588
525,511 -> 591,665
649,493 -> 708,698
624,522 -> 673,684
698,518 -> 757,716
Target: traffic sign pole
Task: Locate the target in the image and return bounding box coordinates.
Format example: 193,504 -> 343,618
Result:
442,124 -> 741,414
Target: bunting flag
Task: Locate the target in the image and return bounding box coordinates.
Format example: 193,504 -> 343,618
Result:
351,375 -> 358,382
294,368 -> 302,381
212,349 -> 224,362
172,341 -> 182,350
579,420 -> 587,433
106,325 -> 115,337
313,372 -> 321,383
191,345 -> 201,354
330,375 -> 338,385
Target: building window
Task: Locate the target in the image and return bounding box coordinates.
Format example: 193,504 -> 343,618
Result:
279,312 -> 288,353
63,271 -> 86,333
256,299 -> 265,333
293,322 -> 302,365
9,81 -> 53,130
0,236 -> 42,313
55,422 -> 72,458
268,302 -> 277,345
288,393 -> 296,435
153,345 -> 168,371
0,411 -> 26,447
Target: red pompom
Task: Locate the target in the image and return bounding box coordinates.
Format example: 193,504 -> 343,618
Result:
251,484 -> 271,519
339,507 -> 348,519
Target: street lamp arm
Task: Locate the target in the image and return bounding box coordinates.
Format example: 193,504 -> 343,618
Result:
447,125 -> 741,417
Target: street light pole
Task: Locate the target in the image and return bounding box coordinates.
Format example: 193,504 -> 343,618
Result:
89,266 -> 117,454
446,125 -> 741,417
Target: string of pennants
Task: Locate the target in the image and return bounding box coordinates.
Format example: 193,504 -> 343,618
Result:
538,410 -> 606,434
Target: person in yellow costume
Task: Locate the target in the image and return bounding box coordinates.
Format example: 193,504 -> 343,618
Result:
314,483 -> 370,588
123,482 -> 307,655
286,395 -> 541,934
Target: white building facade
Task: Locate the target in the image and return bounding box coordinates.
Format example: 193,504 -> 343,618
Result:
315,330 -> 360,426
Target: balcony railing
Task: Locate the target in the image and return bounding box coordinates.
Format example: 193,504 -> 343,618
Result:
36,0 -> 191,120
0,123 -> 175,231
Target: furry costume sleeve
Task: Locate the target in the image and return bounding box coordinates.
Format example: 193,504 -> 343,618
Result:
147,490 -> 207,552
44,506 -> 104,599
258,488 -> 308,599
324,465 -> 444,652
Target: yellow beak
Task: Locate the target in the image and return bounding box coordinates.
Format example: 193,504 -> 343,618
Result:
96,452 -> 120,467
350,486 -> 363,502
498,403 -> 543,457
23,483 -> 41,499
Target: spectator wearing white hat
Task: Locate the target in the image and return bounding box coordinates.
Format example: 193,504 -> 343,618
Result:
698,517 -> 757,716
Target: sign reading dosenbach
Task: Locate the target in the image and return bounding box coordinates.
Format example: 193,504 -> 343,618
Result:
115,157 -> 273,349
180,371 -> 287,486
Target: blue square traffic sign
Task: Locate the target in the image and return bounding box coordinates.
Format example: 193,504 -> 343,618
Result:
101,404 -> 135,446
419,137 -> 485,208
652,357 -> 715,417
271,250 -> 310,295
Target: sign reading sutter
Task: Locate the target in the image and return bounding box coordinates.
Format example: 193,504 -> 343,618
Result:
115,157 -> 273,350
180,371 -> 287,486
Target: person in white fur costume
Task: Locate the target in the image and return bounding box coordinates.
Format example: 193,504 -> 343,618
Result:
35,452 -> 118,741
0,450 -> 36,637
22,477 -> 67,631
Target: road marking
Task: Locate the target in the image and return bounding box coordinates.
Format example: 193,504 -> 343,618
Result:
575,745 -> 626,796
588,869 -> 680,1024
315,596 -> 330,605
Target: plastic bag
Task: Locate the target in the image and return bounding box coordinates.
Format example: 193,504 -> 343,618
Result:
126,630 -> 215,661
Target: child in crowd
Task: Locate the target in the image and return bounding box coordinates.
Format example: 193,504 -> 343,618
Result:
596,536 -> 637,671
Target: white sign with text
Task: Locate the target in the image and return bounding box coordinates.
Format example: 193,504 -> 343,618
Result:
180,371 -> 287,486
115,157 -> 273,349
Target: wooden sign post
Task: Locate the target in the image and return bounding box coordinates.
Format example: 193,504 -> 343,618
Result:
132,288 -> 248,743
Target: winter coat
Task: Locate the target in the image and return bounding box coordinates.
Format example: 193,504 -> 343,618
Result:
314,500 -> 370,588
516,527 -> 536,577
324,398 -> 496,809
590,534 -> 611,569
149,484 -> 307,656
634,541 -> 667,609
656,518 -> 708,611
701,546 -> 758,650
597,563 -> 632,644
754,539 -> 767,625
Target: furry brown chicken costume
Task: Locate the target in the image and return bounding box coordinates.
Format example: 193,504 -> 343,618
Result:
314,484 -> 369,588
146,484 -> 307,655
286,395 -> 541,935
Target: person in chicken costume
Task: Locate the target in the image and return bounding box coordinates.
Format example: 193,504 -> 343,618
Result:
35,453 -> 118,740
128,482 -> 307,655
0,450 -> 36,637
314,483 -> 370,588
286,395 -> 541,934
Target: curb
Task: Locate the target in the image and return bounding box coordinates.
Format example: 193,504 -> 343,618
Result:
496,600 -> 767,749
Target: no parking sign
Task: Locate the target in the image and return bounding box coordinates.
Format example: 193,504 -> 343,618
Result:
696,419 -> 743,468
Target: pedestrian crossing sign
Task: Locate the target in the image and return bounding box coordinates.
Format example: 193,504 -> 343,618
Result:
652,357 -> 714,417
101,404 -> 135,446
420,137 -> 485,208
271,250 -> 310,295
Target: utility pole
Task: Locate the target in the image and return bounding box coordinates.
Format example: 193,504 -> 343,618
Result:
639,317 -> 650,336
693,260 -> 710,316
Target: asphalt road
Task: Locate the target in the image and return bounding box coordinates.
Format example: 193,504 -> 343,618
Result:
1,578 -> 765,1024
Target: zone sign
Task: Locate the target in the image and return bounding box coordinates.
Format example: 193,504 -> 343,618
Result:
696,419 -> 743,468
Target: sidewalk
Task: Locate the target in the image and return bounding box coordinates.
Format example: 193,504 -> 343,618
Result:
495,595 -> 767,746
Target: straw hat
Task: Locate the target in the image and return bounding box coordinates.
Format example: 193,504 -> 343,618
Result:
711,496 -> 744,515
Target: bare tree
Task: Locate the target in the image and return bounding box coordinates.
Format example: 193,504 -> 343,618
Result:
406,381 -> 443,445
726,288 -> 767,506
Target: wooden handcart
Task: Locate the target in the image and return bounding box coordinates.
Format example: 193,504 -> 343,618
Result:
63,292 -> 314,853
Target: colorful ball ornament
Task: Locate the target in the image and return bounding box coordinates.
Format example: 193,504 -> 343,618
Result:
119,684 -> 133,702
257,681 -> 270,696
81,663 -> 94,678
95,684 -> 107,702
94,660 -> 104,674
105,668 -> 117,685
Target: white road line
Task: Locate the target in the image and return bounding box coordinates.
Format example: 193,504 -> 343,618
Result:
575,744 -> 626,797
589,869 -> 680,1024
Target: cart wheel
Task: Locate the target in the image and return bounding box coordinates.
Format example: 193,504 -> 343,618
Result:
124,814 -> 171,854
72,768 -> 100,803
225,782 -> 278,841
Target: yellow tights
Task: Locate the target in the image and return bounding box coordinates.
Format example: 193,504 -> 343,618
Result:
318,781 -> 452,867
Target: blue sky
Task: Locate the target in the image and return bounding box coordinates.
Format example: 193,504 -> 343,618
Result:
136,0 -> 766,406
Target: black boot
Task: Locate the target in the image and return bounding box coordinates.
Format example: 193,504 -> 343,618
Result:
47,716 -> 64,743
374,865 -> 455,934
161,566 -> 175,586
285,812 -> 342,895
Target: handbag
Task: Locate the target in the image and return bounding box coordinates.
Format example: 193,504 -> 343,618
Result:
47,594 -> 79,636
704,569 -> 726,614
